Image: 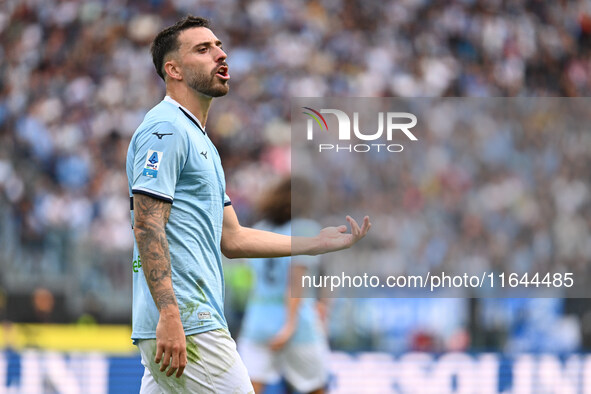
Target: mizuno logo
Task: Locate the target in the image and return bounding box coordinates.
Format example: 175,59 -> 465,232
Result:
200,151 -> 208,159
153,132 -> 173,140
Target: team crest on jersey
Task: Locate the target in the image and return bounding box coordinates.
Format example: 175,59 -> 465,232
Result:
142,150 -> 163,178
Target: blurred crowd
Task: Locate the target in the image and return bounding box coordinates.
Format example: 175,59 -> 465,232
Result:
299,98 -> 591,353
0,0 -> 591,353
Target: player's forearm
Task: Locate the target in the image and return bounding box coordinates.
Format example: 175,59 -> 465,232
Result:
285,266 -> 306,326
284,297 -> 301,327
221,226 -> 322,259
133,195 -> 179,314
135,225 -> 179,313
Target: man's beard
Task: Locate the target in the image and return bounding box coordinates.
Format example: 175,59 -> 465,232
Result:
187,68 -> 229,97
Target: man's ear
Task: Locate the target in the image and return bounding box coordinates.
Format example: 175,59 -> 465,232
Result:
164,59 -> 182,81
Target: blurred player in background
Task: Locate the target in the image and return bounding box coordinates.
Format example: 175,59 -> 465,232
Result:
126,15 -> 370,393
239,177 -> 329,394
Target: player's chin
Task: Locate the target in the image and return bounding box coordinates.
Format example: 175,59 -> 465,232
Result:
210,85 -> 229,97
216,80 -> 230,93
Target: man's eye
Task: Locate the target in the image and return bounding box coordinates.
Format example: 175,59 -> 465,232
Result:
198,47 -> 207,53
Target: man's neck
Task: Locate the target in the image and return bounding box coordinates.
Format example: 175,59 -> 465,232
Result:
166,85 -> 212,127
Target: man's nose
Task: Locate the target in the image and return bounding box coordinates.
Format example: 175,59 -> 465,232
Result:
214,46 -> 227,62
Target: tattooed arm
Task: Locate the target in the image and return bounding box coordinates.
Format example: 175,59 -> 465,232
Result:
133,194 -> 187,378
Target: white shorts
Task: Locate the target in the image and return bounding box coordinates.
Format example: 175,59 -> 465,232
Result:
137,329 -> 254,394
238,338 -> 329,393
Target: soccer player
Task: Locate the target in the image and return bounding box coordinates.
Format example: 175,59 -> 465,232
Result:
239,177 -> 329,394
126,16 -> 371,393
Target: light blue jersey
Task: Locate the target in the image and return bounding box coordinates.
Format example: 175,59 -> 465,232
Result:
240,219 -> 325,345
127,96 -> 231,340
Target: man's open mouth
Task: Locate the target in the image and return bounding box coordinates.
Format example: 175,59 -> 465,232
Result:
216,66 -> 230,80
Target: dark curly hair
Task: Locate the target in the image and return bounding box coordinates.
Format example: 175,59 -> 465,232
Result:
257,176 -> 315,225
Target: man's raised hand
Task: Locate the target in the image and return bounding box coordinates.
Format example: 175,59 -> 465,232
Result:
313,215 -> 371,255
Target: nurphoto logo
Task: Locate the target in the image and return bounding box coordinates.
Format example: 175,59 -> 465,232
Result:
302,107 -> 418,153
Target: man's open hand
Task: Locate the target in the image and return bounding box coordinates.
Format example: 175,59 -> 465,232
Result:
314,215 -> 371,254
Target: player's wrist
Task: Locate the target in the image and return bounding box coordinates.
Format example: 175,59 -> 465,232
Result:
293,235 -> 322,256
159,305 -> 181,319
310,234 -> 329,256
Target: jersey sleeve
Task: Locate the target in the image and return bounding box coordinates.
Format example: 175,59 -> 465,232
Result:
131,121 -> 188,203
291,218 -> 322,268
224,193 -> 231,206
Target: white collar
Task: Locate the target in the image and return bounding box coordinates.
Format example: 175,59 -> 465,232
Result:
164,96 -> 205,131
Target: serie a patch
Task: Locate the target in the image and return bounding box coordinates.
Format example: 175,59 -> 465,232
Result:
142,150 -> 163,178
